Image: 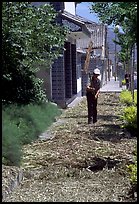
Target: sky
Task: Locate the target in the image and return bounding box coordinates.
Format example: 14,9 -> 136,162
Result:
76,2 -> 100,23
76,2 -> 124,32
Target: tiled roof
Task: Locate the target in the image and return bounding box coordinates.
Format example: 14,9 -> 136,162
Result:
60,11 -> 91,37
62,11 -> 97,26
75,14 -> 98,25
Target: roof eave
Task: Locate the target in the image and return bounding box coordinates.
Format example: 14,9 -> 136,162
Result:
60,12 -> 91,38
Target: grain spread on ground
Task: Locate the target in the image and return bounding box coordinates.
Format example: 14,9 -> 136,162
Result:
2,93 -> 137,202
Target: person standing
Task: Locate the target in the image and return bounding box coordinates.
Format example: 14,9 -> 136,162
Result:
86,68 -> 101,124
125,72 -> 131,90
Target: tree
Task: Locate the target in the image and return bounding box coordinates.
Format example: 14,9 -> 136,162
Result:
90,2 -> 137,61
90,2 -> 137,43
90,2 -> 137,102
2,2 -> 68,104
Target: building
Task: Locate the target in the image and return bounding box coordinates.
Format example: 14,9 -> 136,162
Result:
75,17 -> 108,95
32,2 -> 108,108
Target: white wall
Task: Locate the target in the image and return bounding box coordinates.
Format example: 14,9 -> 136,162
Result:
64,2 -> 75,15
77,78 -> 82,93
64,2 -> 81,94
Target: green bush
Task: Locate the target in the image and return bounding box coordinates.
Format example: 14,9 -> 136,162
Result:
2,102 -> 62,166
122,79 -> 126,85
127,160 -> 137,186
2,104 -> 38,145
120,90 -> 137,106
127,148 -> 137,187
2,113 -> 23,166
27,103 -> 62,134
120,105 -> 137,136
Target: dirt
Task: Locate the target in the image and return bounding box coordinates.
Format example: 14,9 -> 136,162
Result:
2,93 -> 137,202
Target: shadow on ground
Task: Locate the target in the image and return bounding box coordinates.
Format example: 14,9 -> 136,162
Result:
97,114 -> 119,121
88,123 -> 135,143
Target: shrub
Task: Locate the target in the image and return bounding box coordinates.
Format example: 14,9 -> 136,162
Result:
127,160 -> 137,186
120,105 -> 137,136
2,112 -> 23,166
122,79 -> 126,85
127,148 -> 137,193
2,102 -> 62,166
2,104 -> 38,145
26,102 -> 62,135
120,90 -> 137,106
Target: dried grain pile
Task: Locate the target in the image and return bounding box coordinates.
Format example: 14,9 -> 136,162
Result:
3,93 -> 137,202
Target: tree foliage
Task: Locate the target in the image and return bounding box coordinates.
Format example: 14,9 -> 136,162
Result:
90,2 -> 137,43
2,2 -> 68,104
90,2 -> 137,72
90,2 -> 137,103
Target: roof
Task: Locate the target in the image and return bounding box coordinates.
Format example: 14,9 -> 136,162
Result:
75,14 -> 98,25
59,11 -> 91,38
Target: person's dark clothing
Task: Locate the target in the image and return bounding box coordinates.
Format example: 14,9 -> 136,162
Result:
86,77 -> 100,124
125,73 -> 130,90
86,92 -> 98,123
89,77 -> 100,94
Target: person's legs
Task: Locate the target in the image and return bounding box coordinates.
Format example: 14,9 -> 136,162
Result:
86,92 -> 93,124
126,82 -> 129,90
92,98 -> 98,123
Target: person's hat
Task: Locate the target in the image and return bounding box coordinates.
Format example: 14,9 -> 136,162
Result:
93,68 -> 100,75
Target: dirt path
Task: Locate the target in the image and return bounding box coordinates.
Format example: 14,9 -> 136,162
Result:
3,93 -> 137,202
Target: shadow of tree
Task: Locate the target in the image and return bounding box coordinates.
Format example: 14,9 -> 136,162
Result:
98,102 -> 121,106
64,114 -> 88,119
89,123 -> 135,143
97,114 -> 119,121
62,109 -> 136,143
64,114 -> 119,121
